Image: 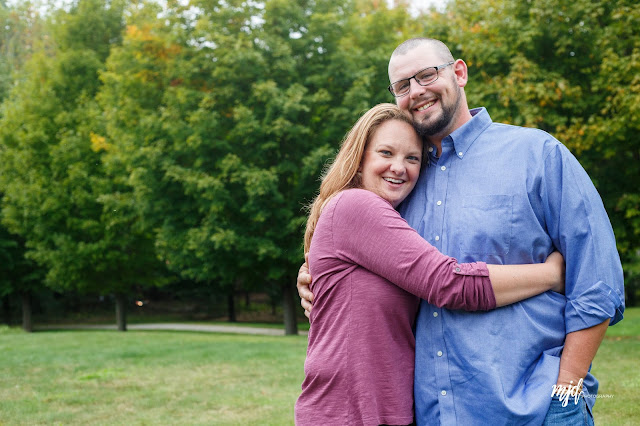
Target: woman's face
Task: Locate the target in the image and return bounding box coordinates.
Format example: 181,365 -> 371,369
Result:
360,119 -> 422,208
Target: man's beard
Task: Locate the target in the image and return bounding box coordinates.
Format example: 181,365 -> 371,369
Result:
414,86 -> 462,138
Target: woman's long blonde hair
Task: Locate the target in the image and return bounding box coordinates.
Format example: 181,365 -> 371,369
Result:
304,103 -> 415,253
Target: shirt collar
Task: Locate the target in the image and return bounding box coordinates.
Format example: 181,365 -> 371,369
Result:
442,107 -> 493,159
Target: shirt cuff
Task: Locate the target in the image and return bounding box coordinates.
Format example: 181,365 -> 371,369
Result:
452,261 -> 495,310
452,261 -> 490,277
565,280 -> 624,333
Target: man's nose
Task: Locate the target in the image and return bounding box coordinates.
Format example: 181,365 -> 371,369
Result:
409,77 -> 427,99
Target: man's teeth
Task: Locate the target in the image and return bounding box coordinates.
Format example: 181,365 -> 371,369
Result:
417,101 -> 435,111
384,178 -> 404,184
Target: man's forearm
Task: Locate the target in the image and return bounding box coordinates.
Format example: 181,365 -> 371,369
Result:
556,319 -> 609,387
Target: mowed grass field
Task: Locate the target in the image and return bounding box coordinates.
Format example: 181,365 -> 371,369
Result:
589,307 -> 640,425
1,308 -> 638,425
0,329 -> 308,425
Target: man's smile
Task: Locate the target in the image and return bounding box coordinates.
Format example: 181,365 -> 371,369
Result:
415,100 -> 436,112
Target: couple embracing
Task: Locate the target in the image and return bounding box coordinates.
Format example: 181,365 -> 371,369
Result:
294,38 -> 624,426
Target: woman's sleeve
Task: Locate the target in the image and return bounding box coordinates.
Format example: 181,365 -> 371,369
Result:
331,189 -> 496,311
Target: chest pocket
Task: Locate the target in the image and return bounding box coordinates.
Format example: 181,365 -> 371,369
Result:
457,195 -> 513,257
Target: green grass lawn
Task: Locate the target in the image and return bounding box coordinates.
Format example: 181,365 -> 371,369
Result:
0,328 -> 308,425
590,306 -> 640,425
1,309 -> 638,425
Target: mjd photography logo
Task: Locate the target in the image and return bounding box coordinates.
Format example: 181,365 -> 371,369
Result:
550,379 -> 583,407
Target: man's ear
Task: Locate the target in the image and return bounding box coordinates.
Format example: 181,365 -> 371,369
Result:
453,59 -> 469,88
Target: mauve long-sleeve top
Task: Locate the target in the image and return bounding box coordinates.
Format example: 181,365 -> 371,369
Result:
295,189 -> 496,426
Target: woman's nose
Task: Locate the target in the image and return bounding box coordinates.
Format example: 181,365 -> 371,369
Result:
389,158 -> 406,174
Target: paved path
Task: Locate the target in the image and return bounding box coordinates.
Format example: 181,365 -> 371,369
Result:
36,323 -> 308,336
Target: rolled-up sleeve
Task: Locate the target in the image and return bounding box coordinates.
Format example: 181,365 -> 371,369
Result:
542,144 -> 625,332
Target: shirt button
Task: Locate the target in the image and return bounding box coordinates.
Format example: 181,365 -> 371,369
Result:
428,146 -> 434,152
433,312 -> 438,317
436,200 -> 442,206
440,165 -> 446,171
435,236 -> 440,241
455,267 -> 461,272
458,152 -> 463,157
437,351 -> 443,357
441,390 -> 447,396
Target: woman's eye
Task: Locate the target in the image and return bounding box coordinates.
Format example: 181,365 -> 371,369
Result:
380,150 -> 392,156
407,156 -> 420,162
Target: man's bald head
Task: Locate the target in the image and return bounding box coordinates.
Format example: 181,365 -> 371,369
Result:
390,38 -> 454,65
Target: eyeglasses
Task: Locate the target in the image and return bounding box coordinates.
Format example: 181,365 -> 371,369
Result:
388,61 -> 455,97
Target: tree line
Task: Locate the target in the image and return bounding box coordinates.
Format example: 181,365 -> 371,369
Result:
1,0 -> 638,333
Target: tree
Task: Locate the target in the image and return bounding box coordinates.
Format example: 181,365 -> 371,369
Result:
0,0 -> 48,103
0,0 -> 166,331
0,227 -> 44,330
0,1 -> 52,331
96,0 -> 424,332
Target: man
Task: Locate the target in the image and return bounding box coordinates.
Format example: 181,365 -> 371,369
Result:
297,38 -> 624,425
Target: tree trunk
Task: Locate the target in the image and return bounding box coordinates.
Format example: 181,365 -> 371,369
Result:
245,291 -> 250,307
2,295 -> 11,326
626,285 -> 636,308
21,292 -> 32,332
115,293 -> 127,331
227,291 -> 236,322
282,281 -> 298,335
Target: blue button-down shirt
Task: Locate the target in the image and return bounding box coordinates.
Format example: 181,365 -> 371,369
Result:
399,108 -> 624,425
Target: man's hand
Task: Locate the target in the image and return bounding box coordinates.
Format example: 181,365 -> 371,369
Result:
297,254 -> 314,319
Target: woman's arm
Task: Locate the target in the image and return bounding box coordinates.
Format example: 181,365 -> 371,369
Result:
330,189 -> 563,311
298,250 -> 565,316
487,251 -> 564,307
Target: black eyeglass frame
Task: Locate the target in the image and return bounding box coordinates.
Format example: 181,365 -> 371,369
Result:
388,61 -> 455,97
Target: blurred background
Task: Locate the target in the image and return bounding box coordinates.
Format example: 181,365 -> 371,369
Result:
1,0 -> 638,333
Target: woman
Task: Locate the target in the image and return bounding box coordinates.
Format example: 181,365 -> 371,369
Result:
294,104 -> 564,426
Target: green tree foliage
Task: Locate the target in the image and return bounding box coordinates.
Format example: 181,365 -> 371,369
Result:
0,1 -> 47,102
0,1 -> 50,331
2,0 -> 638,330
0,0 -> 165,331
0,227 -> 44,330
96,0 -> 424,332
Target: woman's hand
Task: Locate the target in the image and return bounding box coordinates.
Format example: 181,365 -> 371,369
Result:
297,254 -> 314,319
545,251 -> 565,294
